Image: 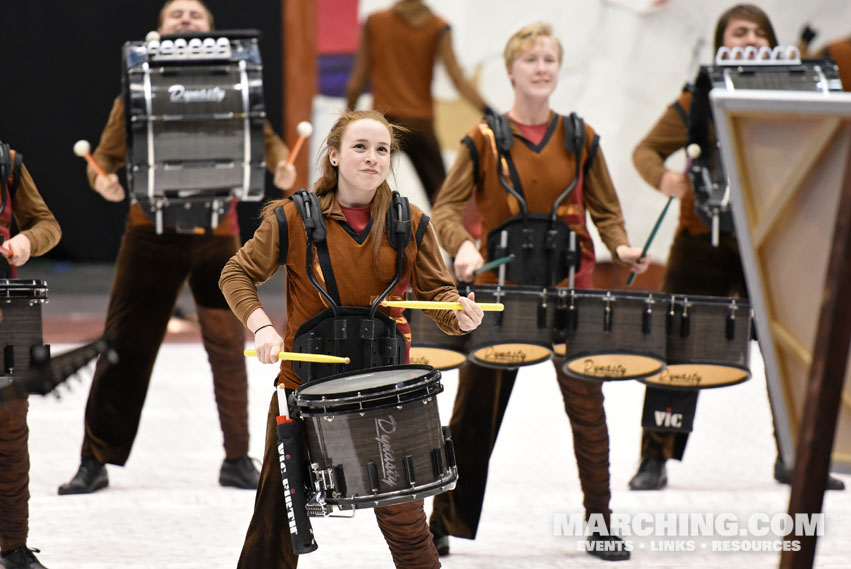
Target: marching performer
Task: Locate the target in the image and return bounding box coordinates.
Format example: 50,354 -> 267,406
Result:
628,3 -> 844,491
219,109 -> 482,568
427,22 -> 648,561
58,0 -> 295,496
0,142 -> 61,569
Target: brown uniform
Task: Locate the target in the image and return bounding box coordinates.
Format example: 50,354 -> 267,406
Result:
820,37 -> 851,91
632,91 -> 748,461
77,97 -> 288,467
220,190 -> 462,568
345,3 -> 486,203
0,157 -> 61,554
429,112 -> 630,538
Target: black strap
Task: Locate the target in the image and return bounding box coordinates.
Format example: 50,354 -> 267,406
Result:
0,143 -> 11,217
415,214 -> 430,248
314,240 -> 342,306
562,112 -> 585,155
386,191 -> 412,251
461,136 -> 480,186
672,101 -> 690,129
583,133 -> 600,179
9,152 -> 22,198
688,71 -> 712,155
290,189 -> 327,242
274,206 -> 288,266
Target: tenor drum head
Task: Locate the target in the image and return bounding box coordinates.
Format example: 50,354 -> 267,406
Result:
641,363 -> 751,390
563,353 -> 665,381
470,343 -> 553,369
409,347 -> 468,371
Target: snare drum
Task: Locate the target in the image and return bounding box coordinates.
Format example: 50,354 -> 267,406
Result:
294,365 -> 457,510
406,309 -> 468,371
642,295 -> 752,390
465,285 -> 553,369
555,289 -> 667,381
0,279 -> 48,375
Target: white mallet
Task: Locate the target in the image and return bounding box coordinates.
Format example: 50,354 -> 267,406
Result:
686,143 -> 702,159
145,31 -> 161,42
285,121 -> 314,167
73,140 -> 108,178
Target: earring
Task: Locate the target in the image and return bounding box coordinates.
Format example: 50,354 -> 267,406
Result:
331,160 -> 337,166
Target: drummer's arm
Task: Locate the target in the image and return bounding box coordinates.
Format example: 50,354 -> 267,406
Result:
264,122 -> 297,193
632,95 -> 691,193
411,217 -> 466,336
431,142 -> 477,257
582,137 -> 631,263
219,214 -> 281,328
87,97 -> 128,189
10,163 -> 61,263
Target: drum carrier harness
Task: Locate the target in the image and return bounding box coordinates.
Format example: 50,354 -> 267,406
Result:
472,109 -> 598,287
278,189 -> 430,382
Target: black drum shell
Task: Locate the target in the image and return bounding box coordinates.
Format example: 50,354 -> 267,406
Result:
0,279 -> 48,375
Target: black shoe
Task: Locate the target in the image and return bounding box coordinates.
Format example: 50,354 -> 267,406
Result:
0,546 -> 48,569
57,456 -> 108,495
773,456 -> 845,491
429,523 -> 450,557
586,533 -> 631,562
628,458 -> 667,491
219,456 -> 260,489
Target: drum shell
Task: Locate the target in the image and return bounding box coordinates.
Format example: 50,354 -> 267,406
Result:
557,289 -> 667,381
122,39 -> 266,199
465,285 -> 553,369
294,366 -> 456,509
643,295 -> 752,390
0,279 -> 48,375
406,307 -> 468,371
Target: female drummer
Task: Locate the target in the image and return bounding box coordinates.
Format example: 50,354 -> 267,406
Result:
219,109 -> 483,569
427,22 -> 648,561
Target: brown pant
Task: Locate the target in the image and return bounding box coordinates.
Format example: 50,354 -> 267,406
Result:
81,224 -> 249,465
237,394 -> 440,569
430,359 -> 613,539
0,398 -> 29,552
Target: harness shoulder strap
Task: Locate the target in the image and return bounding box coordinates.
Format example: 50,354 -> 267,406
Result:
290,189 -> 341,305
274,206 -> 288,266
9,151 -> 22,198
386,191 -> 412,251
461,136 -> 481,186
672,100 -> 690,130
583,133 -> 600,180
415,214 -> 430,248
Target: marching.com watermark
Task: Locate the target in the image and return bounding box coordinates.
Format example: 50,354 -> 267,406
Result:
555,512 -> 824,553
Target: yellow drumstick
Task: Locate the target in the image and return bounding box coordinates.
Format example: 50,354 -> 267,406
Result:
243,349 -> 350,364
380,300 -> 504,312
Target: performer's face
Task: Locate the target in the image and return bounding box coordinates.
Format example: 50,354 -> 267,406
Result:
159,0 -> 212,34
722,18 -> 770,50
508,36 -> 560,100
329,119 -> 392,206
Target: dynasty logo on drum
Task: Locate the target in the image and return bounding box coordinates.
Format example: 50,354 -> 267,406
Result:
167,84 -> 226,103
479,347 -> 526,364
374,415 -> 400,487
582,358 -> 627,378
656,368 -> 702,387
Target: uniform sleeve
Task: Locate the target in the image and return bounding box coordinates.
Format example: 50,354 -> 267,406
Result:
263,121 -> 290,173
13,164 -> 61,256
632,95 -> 690,191
87,97 -> 128,188
430,140 -> 477,255
582,135 -> 630,258
219,214 -> 282,326
411,215 -> 464,335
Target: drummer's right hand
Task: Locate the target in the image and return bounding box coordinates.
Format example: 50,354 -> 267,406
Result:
453,240 -> 484,283
94,173 -> 126,202
659,170 -> 687,200
254,326 -> 284,364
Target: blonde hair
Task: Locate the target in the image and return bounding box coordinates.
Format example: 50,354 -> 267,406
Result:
158,0 -> 215,30
264,110 -> 410,282
503,22 -> 563,70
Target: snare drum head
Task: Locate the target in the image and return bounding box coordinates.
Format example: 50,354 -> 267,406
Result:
295,365 -> 438,405
409,348 -> 468,371
642,363 -> 751,390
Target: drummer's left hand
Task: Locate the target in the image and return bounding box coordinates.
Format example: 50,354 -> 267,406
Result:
616,245 -> 650,274
3,234 -> 31,267
273,160 -> 297,191
454,291 -> 484,332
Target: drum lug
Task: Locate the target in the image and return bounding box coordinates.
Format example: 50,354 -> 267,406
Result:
603,292 -> 615,333
403,455 -> 417,488
726,302 -> 737,340
680,299 -> 691,338
441,426 -> 457,469
310,462 -> 337,494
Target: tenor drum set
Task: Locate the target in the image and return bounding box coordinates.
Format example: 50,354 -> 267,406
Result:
408,285 -> 754,390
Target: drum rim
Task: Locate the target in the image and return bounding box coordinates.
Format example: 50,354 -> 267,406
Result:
547,287 -> 672,303
0,279 -> 48,299
666,293 -> 752,307
294,364 -> 439,405
640,361 -> 752,390
325,468 -> 458,509
464,284 -> 551,295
